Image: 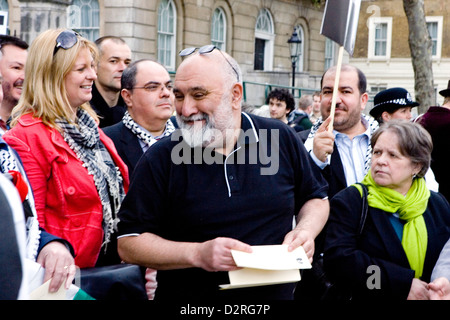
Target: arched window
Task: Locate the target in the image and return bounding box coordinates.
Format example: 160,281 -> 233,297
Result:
255,9 -> 273,34
254,8 -> 274,71
211,7 -> 226,51
295,25 -> 305,72
0,0 -> 9,35
67,0 -> 100,41
158,0 -> 177,71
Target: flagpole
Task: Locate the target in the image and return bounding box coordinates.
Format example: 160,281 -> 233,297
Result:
328,45 -> 344,133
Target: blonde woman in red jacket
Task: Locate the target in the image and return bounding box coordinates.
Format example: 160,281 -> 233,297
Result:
4,29 -> 129,268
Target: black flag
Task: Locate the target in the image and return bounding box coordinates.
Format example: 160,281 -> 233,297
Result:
320,0 -> 361,56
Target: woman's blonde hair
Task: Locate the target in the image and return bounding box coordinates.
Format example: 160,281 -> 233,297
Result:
10,28 -> 99,129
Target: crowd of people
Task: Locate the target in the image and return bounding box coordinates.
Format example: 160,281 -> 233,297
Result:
1,28 -> 450,301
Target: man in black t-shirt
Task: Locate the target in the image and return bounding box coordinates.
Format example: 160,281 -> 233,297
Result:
117,47 -> 329,300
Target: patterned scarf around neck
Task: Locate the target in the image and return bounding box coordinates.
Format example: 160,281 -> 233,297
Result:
56,109 -> 125,249
304,114 -> 379,175
357,170 -> 430,278
0,144 -> 40,260
122,111 -> 175,148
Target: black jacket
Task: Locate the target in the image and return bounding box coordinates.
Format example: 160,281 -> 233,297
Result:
102,122 -> 143,179
90,83 -> 126,128
298,129 -> 347,199
324,187 -> 450,299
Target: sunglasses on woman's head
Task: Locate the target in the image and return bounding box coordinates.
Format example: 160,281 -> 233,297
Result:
179,44 -> 240,82
53,30 -> 79,56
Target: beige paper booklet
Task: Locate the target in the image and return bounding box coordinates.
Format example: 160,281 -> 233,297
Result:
29,279 -> 67,300
219,245 -> 311,290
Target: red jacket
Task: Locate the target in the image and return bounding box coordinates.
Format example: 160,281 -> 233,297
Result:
4,113 -> 129,268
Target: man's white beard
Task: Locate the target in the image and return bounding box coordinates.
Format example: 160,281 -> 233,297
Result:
176,96 -> 235,149
177,113 -> 217,148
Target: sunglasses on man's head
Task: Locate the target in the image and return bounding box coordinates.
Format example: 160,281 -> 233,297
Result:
179,44 -> 240,82
53,30 -> 79,56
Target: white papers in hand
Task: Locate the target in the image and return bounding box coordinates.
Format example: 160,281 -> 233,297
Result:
231,244 -> 311,270
219,245 -> 311,290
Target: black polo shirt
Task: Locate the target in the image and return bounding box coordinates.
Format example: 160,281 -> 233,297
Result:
117,112 -> 328,300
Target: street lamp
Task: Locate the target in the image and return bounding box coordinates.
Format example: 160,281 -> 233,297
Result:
287,27 -> 302,95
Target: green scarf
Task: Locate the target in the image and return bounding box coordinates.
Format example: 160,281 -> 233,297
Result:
356,170 -> 430,278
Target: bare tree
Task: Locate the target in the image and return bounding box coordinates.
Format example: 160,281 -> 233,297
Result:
403,0 -> 434,113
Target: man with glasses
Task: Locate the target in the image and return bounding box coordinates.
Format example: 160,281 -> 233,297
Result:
117,46 -> 329,300
103,59 -> 175,300
103,59 -> 175,177
91,36 -> 132,128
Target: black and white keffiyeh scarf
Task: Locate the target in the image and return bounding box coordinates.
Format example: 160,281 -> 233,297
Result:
304,114 -> 379,175
122,111 -> 175,148
0,145 -> 40,260
56,109 -> 125,249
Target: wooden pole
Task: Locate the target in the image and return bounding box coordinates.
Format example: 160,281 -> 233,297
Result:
328,45 -> 344,133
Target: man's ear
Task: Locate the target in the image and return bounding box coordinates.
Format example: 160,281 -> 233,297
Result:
121,89 -> 132,108
360,92 -> 369,111
231,83 -> 243,110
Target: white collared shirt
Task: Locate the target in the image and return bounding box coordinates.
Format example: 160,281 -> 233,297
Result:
334,119 -> 371,187
310,117 -> 371,187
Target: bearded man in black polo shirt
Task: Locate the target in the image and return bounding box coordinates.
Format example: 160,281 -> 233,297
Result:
117,46 -> 329,300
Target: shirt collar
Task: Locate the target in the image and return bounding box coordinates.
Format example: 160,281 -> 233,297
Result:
135,120 -> 172,140
237,112 -> 259,146
334,115 -> 371,140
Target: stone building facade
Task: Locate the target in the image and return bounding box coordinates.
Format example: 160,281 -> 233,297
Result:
3,1 -> 447,109
1,0 -> 331,106
351,0 -> 450,108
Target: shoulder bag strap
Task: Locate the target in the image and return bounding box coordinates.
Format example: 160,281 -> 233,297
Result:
355,182 -> 369,236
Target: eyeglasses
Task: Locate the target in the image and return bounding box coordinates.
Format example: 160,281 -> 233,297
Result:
131,82 -> 173,92
53,30 -> 79,56
179,45 -> 240,82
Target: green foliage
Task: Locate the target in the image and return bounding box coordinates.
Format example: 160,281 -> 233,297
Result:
311,0 -> 325,8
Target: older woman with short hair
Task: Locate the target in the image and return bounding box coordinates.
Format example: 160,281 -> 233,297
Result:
324,120 -> 450,300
